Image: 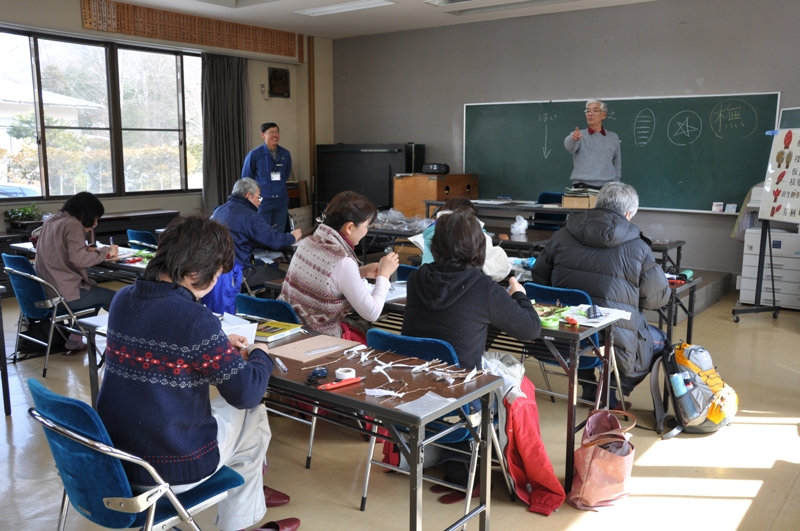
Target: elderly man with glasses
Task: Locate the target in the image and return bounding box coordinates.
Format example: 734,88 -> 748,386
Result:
242,122 -> 293,231
213,178 -> 302,293
564,99 -> 621,190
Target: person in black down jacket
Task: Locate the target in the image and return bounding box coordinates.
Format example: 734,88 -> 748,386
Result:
531,182 -> 669,403
402,208 -> 541,370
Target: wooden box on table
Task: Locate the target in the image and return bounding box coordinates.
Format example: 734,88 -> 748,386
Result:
393,173 -> 479,218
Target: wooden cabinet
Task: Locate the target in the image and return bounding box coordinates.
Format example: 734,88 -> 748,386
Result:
393,173 -> 478,218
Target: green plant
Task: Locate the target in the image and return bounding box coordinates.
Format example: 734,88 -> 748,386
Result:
4,203 -> 46,222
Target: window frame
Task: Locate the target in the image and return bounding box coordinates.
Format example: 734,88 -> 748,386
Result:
0,27 -> 202,202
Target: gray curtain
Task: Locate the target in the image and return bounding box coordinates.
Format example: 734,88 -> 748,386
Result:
201,53 -> 250,214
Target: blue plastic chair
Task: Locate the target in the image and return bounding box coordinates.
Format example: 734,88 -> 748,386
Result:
2,253 -> 99,377
395,264 -> 418,282
360,329 -> 486,514
523,282 -> 611,405
530,191 -> 566,231
235,294 -> 299,324
27,378 -> 243,531
126,229 -> 158,250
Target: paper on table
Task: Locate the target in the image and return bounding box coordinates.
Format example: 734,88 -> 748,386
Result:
561,305 -> 631,328
395,391 -> 456,416
269,334 -> 360,364
221,313 -> 257,343
365,280 -> 407,301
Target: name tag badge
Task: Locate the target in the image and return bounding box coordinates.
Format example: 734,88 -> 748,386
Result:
271,171 -> 281,181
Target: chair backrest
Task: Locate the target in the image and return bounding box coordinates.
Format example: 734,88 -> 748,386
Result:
396,264 -> 418,282
2,253 -> 53,320
532,192 -> 567,231
235,294 -> 300,324
27,378 -> 136,529
523,282 -> 599,344
126,229 -> 158,250
366,329 -> 459,366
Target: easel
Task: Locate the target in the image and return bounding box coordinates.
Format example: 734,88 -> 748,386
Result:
732,220 -> 781,322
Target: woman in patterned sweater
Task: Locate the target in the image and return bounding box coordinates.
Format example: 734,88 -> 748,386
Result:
97,215 -> 299,531
279,191 -> 399,342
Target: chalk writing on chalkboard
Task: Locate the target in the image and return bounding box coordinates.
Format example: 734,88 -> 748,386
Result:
711,99 -> 758,139
634,108 -> 655,147
668,110 -> 702,146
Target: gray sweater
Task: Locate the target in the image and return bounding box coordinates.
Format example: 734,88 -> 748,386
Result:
564,128 -> 621,187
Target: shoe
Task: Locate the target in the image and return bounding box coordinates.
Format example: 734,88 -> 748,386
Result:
263,485 -> 290,507
259,517 -> 301,531
63,344 -> 88,356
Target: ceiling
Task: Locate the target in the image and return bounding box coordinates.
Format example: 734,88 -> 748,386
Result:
122,0 -> 656,41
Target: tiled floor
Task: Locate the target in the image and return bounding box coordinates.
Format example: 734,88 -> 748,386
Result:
2,289 -> 799,530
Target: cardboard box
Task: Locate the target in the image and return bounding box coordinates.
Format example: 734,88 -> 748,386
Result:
288,206 -> 313,233
393,173 -> 479,218
562,195 -> 597,209
393,243 -> 421,265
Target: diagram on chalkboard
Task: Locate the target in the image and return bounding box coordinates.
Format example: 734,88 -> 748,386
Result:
668,110 -> 702,146
633,108 -> 655,146
710,99 -> 758,139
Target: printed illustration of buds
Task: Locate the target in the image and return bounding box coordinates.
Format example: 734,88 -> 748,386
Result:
773,188 -> 781,203
776,171 -> 786,185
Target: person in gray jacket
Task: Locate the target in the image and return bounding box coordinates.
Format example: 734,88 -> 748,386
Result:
531,182 -> 669,404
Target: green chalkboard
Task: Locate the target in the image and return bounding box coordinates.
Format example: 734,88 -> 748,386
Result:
464,94 -> 779,210
779,107 -> 800,128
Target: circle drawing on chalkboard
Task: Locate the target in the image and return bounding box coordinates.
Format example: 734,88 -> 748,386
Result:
668,110 -> 702,146
710,99 -> 758,139
633,108 -> 655,146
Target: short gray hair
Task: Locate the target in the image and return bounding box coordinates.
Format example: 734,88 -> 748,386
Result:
597,182 -> 638,217
586,99 -> 608,113
232,177 -> 259,197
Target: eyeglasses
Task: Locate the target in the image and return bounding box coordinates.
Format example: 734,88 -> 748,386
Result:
584,109 -> 605,114
249,194 -> 263,202
265,130 -> 281,136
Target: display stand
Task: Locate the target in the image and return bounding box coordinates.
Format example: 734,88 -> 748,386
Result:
732,220 -> 780,322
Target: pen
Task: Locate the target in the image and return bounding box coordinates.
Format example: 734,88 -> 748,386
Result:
109,236 -> 114,246
317,376 -> 365,391
275,357 -> 288,372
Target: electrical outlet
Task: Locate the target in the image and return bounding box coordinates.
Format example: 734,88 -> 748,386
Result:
260,84 -> 266,94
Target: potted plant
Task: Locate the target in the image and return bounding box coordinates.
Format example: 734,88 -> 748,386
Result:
4,203 -> 48,234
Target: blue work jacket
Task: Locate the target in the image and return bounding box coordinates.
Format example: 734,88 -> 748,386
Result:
241,144 -> 292,200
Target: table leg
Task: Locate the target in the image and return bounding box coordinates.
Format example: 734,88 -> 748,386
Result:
687,285 -> 696,344
676,245 -> 682,272
0,295 -> 10,416
408,424 -> 424,531
86,331 -> 99,409
479,393 -> 492,531
564,340 -> 579,493
666,291 -> 675,345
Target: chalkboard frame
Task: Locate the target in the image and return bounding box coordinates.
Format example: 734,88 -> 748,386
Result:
463,93 -> 780,211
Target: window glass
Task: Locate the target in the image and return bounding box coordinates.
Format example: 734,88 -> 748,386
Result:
122,130 -> 181,192
0,33 -> 42,197
183,55 -> 203,189
118,49 -> 179,130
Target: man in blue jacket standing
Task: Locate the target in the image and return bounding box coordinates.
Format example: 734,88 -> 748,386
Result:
242,122 -> 293,231
213,178 -> 302,292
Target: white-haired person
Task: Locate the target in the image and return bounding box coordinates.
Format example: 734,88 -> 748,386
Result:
531,182 -> 669,408
564,98 -> 621,189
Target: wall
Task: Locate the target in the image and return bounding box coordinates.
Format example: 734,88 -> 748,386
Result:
332,0 -> 798,273
0,0 -> 334,217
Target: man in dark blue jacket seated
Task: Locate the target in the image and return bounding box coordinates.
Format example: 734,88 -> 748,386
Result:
213,178 -> 302,292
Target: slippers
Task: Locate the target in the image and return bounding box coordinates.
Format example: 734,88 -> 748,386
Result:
437,487 -> 479,505
263,485 -> 290,507
258,517 -> 301,531
63,344 -> 88,356
429,484 -> 457,494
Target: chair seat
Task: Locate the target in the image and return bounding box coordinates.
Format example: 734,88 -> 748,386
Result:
130,466 -> 244,528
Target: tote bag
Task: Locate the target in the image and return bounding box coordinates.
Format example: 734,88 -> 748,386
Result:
567,409 -> 636,511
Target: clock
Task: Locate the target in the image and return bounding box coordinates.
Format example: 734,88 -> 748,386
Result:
268,68 -> 290,98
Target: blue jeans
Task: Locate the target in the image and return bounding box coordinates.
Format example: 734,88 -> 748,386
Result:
67,286 -> 116,312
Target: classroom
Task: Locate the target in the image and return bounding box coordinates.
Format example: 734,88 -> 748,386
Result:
0,0 -> 798,530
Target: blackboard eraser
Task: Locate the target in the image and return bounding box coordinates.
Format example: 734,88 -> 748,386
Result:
766,129 -> 779,136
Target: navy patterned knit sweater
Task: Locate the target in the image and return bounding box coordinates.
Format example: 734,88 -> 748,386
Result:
97,279 -> 273,486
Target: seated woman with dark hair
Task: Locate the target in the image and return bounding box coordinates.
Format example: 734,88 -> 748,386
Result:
97,215 -> 299,531
402,209 -> 541,370
34,191 -> 119,352
279,190 -> 399,342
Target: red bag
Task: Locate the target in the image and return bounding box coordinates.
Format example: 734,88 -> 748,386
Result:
567,409 -> 636,511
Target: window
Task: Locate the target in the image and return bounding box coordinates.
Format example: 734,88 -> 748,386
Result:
0,29 -> 202,199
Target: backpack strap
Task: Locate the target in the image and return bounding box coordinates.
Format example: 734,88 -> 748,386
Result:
650,353 -> 669,433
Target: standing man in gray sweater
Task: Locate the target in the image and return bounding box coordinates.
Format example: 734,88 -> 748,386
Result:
564,99 -> 621,189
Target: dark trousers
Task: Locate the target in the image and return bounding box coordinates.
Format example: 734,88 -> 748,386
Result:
258,197 -> 290,233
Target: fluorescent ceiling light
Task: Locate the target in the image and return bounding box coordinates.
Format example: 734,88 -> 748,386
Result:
446,0 -> 578,16
424,0 -> 477,6
294,0 -> 395,17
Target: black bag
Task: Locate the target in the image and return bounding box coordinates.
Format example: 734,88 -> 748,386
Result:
17,318 -> 67,358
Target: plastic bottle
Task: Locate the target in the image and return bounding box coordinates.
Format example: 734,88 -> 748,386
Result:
670,373 -> 700,421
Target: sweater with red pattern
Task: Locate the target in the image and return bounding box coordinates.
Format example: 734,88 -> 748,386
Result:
97,279 -> 273,486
